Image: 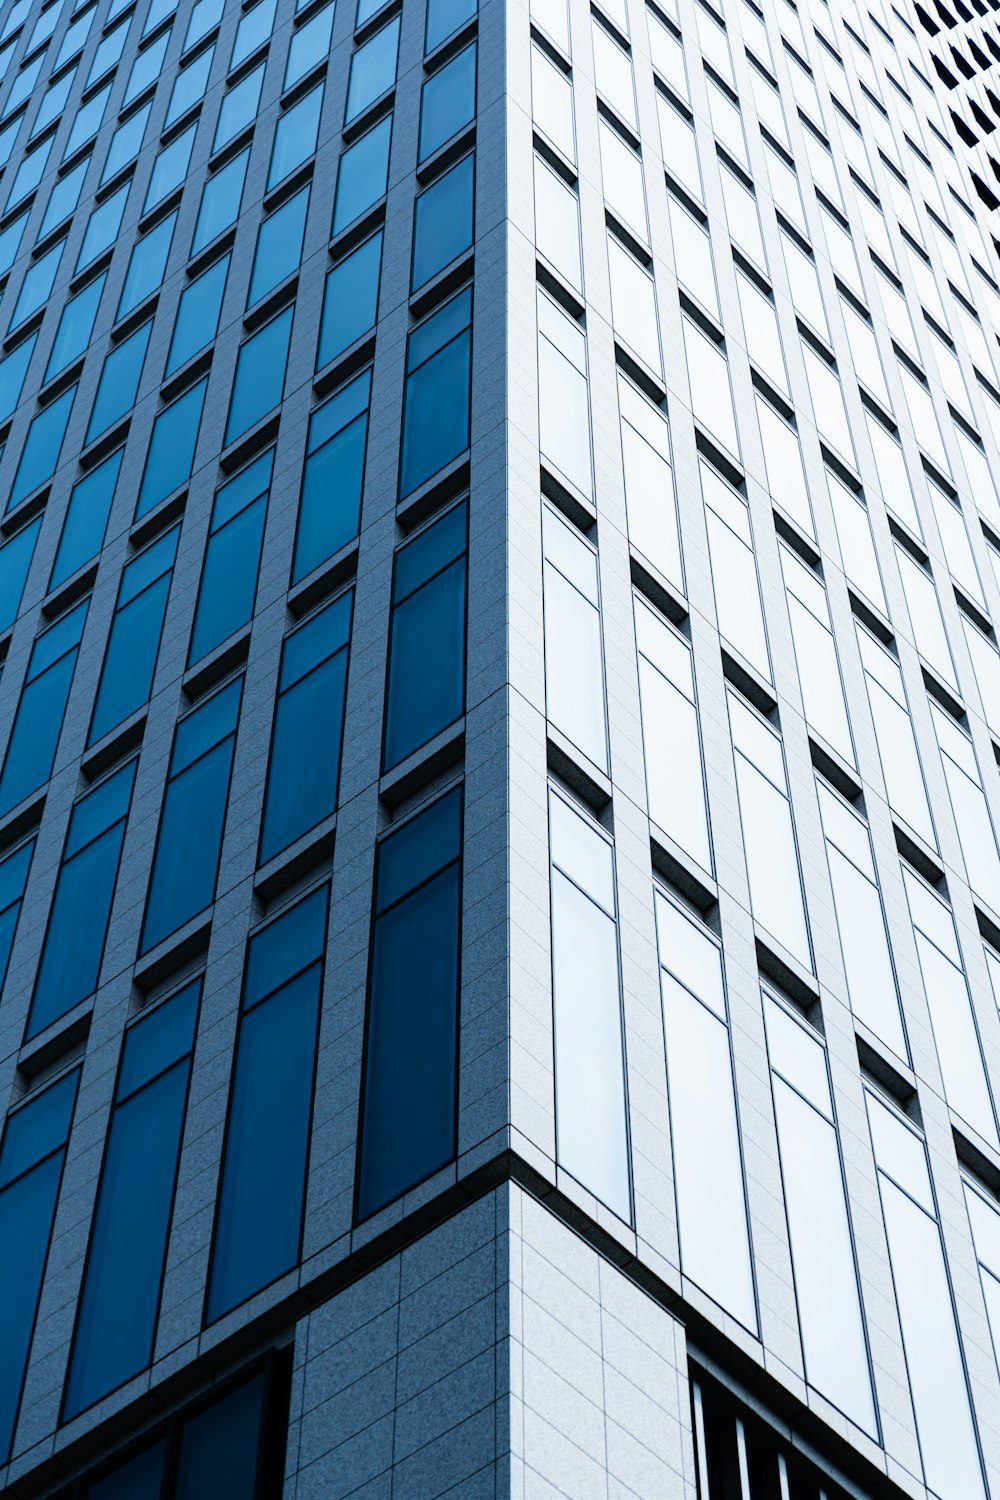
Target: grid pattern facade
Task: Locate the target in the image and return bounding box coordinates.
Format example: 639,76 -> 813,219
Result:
3,0 -> 1000,1488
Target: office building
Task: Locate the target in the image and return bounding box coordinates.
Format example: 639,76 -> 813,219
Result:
3,0 -> 1000,1490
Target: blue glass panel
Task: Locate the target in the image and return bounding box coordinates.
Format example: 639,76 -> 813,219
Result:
0,1155 -> 64,1458
425,0 -> 476,52
317,231 -> 382,369
135,377 -> 207,518
419,43 -> 475,161
50,448 -> 124,590
86,321 -> 152,444
166,253 -> 229,376
332,114 -> 391,236
0,838 -> 31,993
292,374 -> 370,583
141,739 -> 235,952
8,384 -> 77,512
45,275 -> 106,384
118,212 -> 177,320
358,862 -> 459,1219
393,498 -> 466,599
384,559 -> 465,769
89,573 -> 172,744
206,965 -> 320,1319
0,1070 -> 78,1185
188,496 -> 267,665
259,632 -> 348,862
85,1441 -> 166,1500
62,1064 -> 189,1417
225,304 -> 293,446
118,981 -> 200,1100
174,1375 -> 264,1500
0,332 -> 36,421
29,815 -> 130,1037
0,649 -> 80,815
267,82 -> 323,190
76,181 -> 130,274
411,154 -> 473,291
247,183 -> 309,308
191,146 -> 250,256
28,598 -> 88,679
375,784 -> 461,910
0,515 -> 40,633
345,17 -> 399,123
399,330 -> 470,496
243,886 -> 327,1009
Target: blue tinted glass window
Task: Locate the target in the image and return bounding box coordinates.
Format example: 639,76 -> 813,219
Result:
165,43 -> 214,128
135,376 -> 207,518
0,208 -> 27,277
86,320 -> 152,444
32,66 -> 78,140
143,121 -> 196,213
291,367 -> 370,583
214,60 -> 264,151
267,82 -> 323,191
206,886 -> 327,1321
411,153 -> 474,291
0,1069 -> 79,1461
56,6 -> 95,64
0,600 -> 88,814
357,788 -> 462,1220
0,331 -> 35,421
0,837 -> 32,996
62,979 -> 200,1419
38,155 -> 88,240
65,81 -> 110,156
166,253 -> 229,375
185,0 -> 223,49
8,383 -> 77,513
173,1375 -> 264,1499
123,27 -> 170,105
87,17 -> 129,85
419,42 -> 475,161
11,237 -> 65,331
259,592 -> 352,863
45,274 -> 105,384
6,138 -> 53,212
225,304 -> 293,446
332,114 -> 391,237
188,449 -> 273,664
50,448 -> 124,591
76,181 -> 129,274
345,16 -> 399,123
283,0 -> 333,91
247,184 -> 309,309
230,0 -> 276,67
28,760 -> 137,1037
0,516 -> 40,633
140,677 -> 242,953
399,289 -> 471,496
118,212 -> 177,321
88,527 -> 180,745
317,230 -> 381,369
191,146 -> 249,256
384,503 -> 466,769
101,101 -> 152,186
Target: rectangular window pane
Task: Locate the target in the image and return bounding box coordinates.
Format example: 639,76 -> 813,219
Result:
188,448 -> 273,665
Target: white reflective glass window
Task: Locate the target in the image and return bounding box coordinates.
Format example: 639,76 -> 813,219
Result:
955,426 -> 1000,530
618,373 -> 682,591
931,706 -> 1000,916
763,995 -> 877,1434
729,692 -> 812,970
706,78 -> 747,167
530,0 -> 568,53
598,120 -> 648,245
656,92 -> 701,203
755,396 -> 813,537
964,1182 -> 1000,1382
817,782 -> 908,1058
827,472 -> 885,615
607,236 -> 661,377
549,789 -> 631,1221
684,322 -> 739,458
667,194 -> 717,318
856,626 -> 936,848
735,273 -> 787,395
537,291 -> 592,500
898,362 -> 949,476
929,330 -> 970,420
820,209 -> 863,303
647,10 -> 687,98
895,548 -> 956,688
635,599 -> 711,869
719,163 -> 765,269
867,1091 -> 989,1500
702,464 -> 770,682
592,20 -> 636,129
656,893 -> 755,1328
875,266 -> 918,362
533,155 -> 581,293
780,546 -> 853,765
801,344 -> 855,468
780,231 -> 827,340
542,507 -> 608,771
531,43 -> 575,163
695,3 -> 733,81
764,142 -> 805,233
864,412 -> 920,536
961,617 -> 1000,736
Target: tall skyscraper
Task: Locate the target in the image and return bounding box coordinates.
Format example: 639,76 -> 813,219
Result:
6,0 -> 1000,1489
